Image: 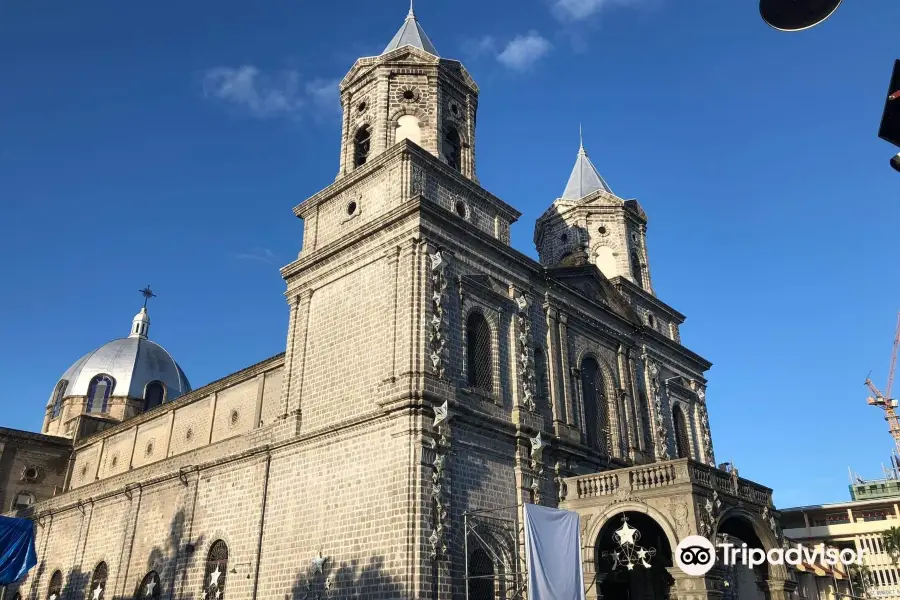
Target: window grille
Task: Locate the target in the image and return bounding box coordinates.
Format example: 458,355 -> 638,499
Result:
204,540 -> 229,600
467,548 -> 495,600
51,380 -> 67,418
86,375 -> 115,413
89,562 -> 108,600
135,571 -> 161,600
467,313 -> 493,392
47,571 -> 63,600
580,358 -> 607,452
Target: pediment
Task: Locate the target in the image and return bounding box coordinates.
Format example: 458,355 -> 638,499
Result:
460,273 -> 509,302
547,264 -> 643,326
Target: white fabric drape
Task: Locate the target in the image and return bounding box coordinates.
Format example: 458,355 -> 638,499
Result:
524,504 -> 586,600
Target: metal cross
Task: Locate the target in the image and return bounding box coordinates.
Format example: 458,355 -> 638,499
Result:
139,286 -> 156,308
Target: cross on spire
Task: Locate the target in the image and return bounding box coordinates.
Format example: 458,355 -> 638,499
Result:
139,286 -> 156,309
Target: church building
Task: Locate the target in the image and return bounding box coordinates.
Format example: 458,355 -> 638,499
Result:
2,8 -> 797,600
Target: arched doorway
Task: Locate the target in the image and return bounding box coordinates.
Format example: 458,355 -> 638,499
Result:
717,514 -> 778,600
596,511 -> 673,600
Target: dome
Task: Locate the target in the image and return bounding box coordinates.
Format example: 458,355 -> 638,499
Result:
46,298 -> 191,411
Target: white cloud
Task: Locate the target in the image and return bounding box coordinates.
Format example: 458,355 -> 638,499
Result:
202,66 -> 341,120
231,247 -> 277,263
203,66 -> 304,119
496,32 -> 552,71
305,78 -> 342,114
462,35 -> 498,60
551,0 -> 643,22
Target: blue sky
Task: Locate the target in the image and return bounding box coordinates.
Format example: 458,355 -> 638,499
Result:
1,0 -> 898,509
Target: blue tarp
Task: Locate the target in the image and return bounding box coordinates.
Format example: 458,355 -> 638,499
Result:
0,515 -> 37,585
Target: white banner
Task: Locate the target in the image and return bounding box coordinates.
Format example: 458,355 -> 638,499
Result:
524,504 -> 586,600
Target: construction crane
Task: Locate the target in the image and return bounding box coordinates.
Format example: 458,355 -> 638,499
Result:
866,311 -> 900,456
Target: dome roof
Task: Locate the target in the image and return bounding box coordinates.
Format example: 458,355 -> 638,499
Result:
47,302 -> 190,408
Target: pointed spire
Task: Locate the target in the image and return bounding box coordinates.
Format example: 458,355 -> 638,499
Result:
382,4 -> 439,56
561,128 -> 613,200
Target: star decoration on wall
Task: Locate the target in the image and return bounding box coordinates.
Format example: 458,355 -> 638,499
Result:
145,579 -> 157,597
209,566 -> 222,588
312,552 -> 328,575
601,516 -> 657,571
92,584 -> 104,600
49,594 -> 57,600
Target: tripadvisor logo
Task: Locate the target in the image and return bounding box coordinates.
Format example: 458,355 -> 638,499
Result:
675,535 -> 866,577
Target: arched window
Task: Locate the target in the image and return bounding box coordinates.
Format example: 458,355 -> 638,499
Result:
466,312 -> 493,392
204,540 -> 229,600
89,562 -> 108,600
136,571 -> 161,600
86,374 -> 115,413
51,380 -> 68,418
143,381 -> 166,411
353,125 -> 371,168
533,347 -> 551,420
631,251 -> 643,287
580,358 -> 607,452
11,491 -> 35,510
467,547 -> 495,600
48,570 -> 63,600
395,114 -> 421,146
443,127 -> 461,172
673,405 -> 691,459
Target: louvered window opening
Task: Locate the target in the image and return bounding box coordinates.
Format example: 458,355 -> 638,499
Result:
467,313 -> 493,392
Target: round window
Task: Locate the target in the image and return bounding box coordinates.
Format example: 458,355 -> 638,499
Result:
403,89 -> 416,101
22,466 -> 39,482
357,101 -> 367,113
347,200 -> 358,216
598,226 -> 607,235
455,200 -> 467,218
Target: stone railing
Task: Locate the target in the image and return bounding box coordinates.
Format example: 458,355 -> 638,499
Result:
563,458 -> 773,506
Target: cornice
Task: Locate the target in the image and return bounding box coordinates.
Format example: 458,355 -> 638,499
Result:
612,276 -> 687,322
73,353 -> 285,450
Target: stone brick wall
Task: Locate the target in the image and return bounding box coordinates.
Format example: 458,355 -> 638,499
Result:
0,429 -> 70,514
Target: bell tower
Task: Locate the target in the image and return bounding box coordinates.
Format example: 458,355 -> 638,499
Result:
534,134 -> 654,295
336,5 -> 479,181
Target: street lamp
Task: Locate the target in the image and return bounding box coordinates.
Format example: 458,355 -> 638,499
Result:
759,0 -> 842,31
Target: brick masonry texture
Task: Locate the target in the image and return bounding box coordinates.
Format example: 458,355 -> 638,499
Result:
4,35 -> 724,600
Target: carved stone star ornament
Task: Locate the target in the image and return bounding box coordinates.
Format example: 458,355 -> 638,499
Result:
312,552 -> 328,575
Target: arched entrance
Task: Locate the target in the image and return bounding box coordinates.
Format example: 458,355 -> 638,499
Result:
595,511 -> 673,600
716,512 -> 791,600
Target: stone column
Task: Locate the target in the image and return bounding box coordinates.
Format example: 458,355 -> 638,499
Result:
279,289 -> 314,426
544,304 -> 566,431
375,73 -> 390,155
558,312 -> 576,428
337,93 -> 350,177
616,345 -> 637,458
667,566 -> 725,600
759,579 -> 798,600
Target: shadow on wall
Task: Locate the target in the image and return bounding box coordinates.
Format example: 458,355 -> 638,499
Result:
146,508 -> 205,600
285,554 -> 404,600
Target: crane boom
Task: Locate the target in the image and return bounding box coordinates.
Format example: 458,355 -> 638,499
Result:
866,311 -> 900,457
886,312 -> 900,402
